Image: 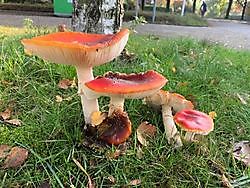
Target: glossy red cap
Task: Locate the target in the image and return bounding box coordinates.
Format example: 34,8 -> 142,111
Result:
84,70 -> 167,99
174,109 -> 214,135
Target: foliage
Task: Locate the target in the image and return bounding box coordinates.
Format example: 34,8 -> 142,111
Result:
0,26 -> 250,187
124,11 -> 208,26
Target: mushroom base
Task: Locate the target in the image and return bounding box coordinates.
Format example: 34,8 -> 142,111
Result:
97,109 -> 132,145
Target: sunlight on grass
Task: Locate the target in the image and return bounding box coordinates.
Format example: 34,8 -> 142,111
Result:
0,26 -> 26,36
0,27 -> 249,187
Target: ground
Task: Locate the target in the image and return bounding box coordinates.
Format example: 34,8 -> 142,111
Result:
0,10 -> 250,50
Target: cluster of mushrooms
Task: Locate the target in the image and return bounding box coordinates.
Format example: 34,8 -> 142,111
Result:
21,28 -> 214,147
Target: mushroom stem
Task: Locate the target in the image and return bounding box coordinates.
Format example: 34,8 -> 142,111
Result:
184,132 -> 195,141
76,65 -> 99,124
109,97 -> 125,116
162,104 -> 183,147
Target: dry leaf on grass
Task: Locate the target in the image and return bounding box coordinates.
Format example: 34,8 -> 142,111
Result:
236,93 -> 248,105
0,108 -> 12,120
0,144 -> 11,158
5,119 -> 22,126
38,181 -> 51,188
1,146 -> 28,169
107,175 -> 116,184
128,179 -> 141,186
58,79 -> 73,89
172,67 -> 176,73
221,174 -> 232,188
91,111 -> 107,126
137,121 -> 157,146
209,111 -> 217,119
55,95 -> 63,103
73,158 -> 95,188
232,141 -> 250,167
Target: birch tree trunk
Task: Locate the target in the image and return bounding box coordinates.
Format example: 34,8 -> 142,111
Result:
72,0 -> 124,34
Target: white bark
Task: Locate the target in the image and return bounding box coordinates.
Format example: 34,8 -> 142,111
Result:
72,0 -> 124,34
181,0 -> 186,16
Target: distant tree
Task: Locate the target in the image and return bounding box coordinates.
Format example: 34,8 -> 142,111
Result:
236,0 -> 248,20
141,0 -> 145,11
192,0 -> 197,13
225,0 -> 233,18
72,0 -> 124,34
166,0 -> 171,12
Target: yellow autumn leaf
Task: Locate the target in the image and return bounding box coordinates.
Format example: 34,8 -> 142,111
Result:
209,111 -> 217,119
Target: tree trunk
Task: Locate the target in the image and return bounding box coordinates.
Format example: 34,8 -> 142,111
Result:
166,0 -> 171,12
72,0 -> 124,34
192,0 -> 197,13
225,0 -> 233,19
152,0 -> 157,22
141,0 -> 145,11
181,0 -> 186,16
241,0 -> 247,20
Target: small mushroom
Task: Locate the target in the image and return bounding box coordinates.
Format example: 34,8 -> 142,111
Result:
144,90 -> 194,147
84,70 -> 167,144
174,109 -> 214,142
21,29 -> 129,124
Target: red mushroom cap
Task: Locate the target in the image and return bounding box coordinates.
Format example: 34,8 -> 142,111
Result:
174,109 -> 214,135
21,29 -> 129,67
84,70 -> 167,99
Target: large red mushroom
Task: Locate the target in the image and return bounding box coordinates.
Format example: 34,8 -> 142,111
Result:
21,29 -> 129,124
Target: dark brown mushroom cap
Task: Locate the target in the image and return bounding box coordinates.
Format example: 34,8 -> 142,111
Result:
84,70 -> 167,99
97,109 -> 132,145
174,109 -> 214,135
21,29 -> 129,67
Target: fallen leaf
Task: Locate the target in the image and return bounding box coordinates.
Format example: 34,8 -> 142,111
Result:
58,79 -> 73,90
107,175 -> 116,184
0,108 -> 12,120
64,96 -> 73,101
2,146 -> 28,169
55,95 -> 63,103
232,141 -> 250,167
221,174 -> 232,188
73,158 -> 95,188
128,179 -> 141,186
107,149 -> 123,159
0,144 -> 11,158
209,111 -> 217,119
236,93 -> 247,105
136,146 -> 144,159
172,67 -> 176,73
177,81 -> 189,88
70,77 -> 77,88
91,111 -> 107,126
5,119 -> 22,126
137,121 -> 157,146
38,181 -> 51,188
0,80 -> 13,86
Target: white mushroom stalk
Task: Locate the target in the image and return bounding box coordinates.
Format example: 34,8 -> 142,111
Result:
109,96 -> 125,116
161,104 -> 183,147
76,65 -> 99,124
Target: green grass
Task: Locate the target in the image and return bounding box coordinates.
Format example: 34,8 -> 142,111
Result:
0,27 -> 250,187
124,11 -> 208,27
